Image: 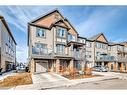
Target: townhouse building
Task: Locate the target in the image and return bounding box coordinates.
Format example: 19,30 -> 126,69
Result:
0,16 -> 17,72
28,9 -> 127,74
28,9 -> 87,74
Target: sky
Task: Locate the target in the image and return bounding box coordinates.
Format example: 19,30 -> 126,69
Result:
0,6 -> 127,63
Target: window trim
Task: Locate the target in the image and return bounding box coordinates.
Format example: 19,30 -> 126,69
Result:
56,27 -> 67,38
36,27 -> 46,38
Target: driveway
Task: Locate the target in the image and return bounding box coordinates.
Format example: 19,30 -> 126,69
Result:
14,72 -> 118,90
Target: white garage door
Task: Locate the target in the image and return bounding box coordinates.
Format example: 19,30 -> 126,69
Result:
36,61 -> 48,73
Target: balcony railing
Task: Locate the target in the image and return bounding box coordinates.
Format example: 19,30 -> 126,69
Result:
73,51 -> 85,60
96,55 -> 116,62
117,57 -> 127,62
96,55 -> 127,62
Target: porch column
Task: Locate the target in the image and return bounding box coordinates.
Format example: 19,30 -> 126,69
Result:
102,62 -> 104,66
70,59 -> 74,72
120,63 -> 124,72
30,59 -> 35,74
126,63 -> 127,73
56,59 -> 60,73
81,61 -> 85,71
108,62 -> 111,71
114,62 -> 117,72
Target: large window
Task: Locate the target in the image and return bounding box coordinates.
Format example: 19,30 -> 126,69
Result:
96,42 -> 107,49
68,33 -> 76,41
56,44 -> 65,54
96,42 -> 101,48
36,28 -> 46,37
57,27 -> 66,37
86,41 -> 91,48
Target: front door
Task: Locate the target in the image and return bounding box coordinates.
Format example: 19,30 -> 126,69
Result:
36,61 -> 48,73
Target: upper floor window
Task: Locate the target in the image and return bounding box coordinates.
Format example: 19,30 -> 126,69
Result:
68,33 -> 76,41
36,28 -> 46,37
102,44 -> 107,49
117,45 -> 123,51
108,46 -> 111,51
57,27 -> 66,38
56,44 -> 65,54
96,42 -> 101,48
86,41 -> 91,48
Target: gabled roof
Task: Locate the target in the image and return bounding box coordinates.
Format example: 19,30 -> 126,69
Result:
30,9 -> 64,23
0,15 -> 17,45
28,9 -> 79,46
29,9 -> 78,35
89,32 -> 108,43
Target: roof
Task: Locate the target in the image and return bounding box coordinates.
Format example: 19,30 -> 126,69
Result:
88,32 -> 108,43
30,9 -> 64,23
78,36 -> 86,39
108,42 -> 124,46
0,16 -> 17,45
28,9 -> 79,46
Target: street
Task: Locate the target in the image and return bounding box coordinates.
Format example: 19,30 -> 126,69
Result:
50,78 -> 127,90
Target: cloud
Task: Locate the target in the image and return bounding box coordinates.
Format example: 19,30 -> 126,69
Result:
16,46 -> 28,63
75,7 -> 124,38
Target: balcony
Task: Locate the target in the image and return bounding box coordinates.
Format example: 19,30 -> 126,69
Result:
116,57 -> 127,62
32,47 -> 72,59
32,47 -> 54,59
73,51 -> 85,60
96,55 -> 116,62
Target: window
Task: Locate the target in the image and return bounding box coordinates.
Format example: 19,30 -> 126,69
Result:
5,44 -> 8,54
57,28 -> 66,37
56,44 -> 65,54
96,42 -> 101,48
86,41 -> 91,48
68,33 -> 76,41
36,28 -> 46,37
117,45 -> 123,51
108,46 -> 111,51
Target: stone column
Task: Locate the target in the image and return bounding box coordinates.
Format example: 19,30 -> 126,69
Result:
56,59 -> 60,73
126,63 -> 127,73
114,62 -> 117,72
120,63 -> 124,72
70,59 -> 74,72
108,62 -> 111,71
81,61 -> 85,71
102,62 -> 104,66
30,59 -> 35,74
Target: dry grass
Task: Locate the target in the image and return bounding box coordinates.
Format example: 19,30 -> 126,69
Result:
0,73 -> 33,88
63,74 -> 102,80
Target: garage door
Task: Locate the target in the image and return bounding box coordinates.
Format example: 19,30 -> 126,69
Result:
36,61 -> 48,73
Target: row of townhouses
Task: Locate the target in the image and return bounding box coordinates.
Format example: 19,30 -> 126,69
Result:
28,9 -> 127,74
0,16 -> 16,72
0,9 -> 127,74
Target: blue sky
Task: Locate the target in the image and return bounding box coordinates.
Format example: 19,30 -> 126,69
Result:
0,6 -> 127,63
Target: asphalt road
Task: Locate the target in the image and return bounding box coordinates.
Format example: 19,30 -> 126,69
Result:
49,79 -> 127,90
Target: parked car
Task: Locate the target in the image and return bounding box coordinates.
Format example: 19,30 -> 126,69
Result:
93,65 -> 109,72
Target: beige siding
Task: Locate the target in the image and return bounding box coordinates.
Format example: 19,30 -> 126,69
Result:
0,20 -> 16,71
